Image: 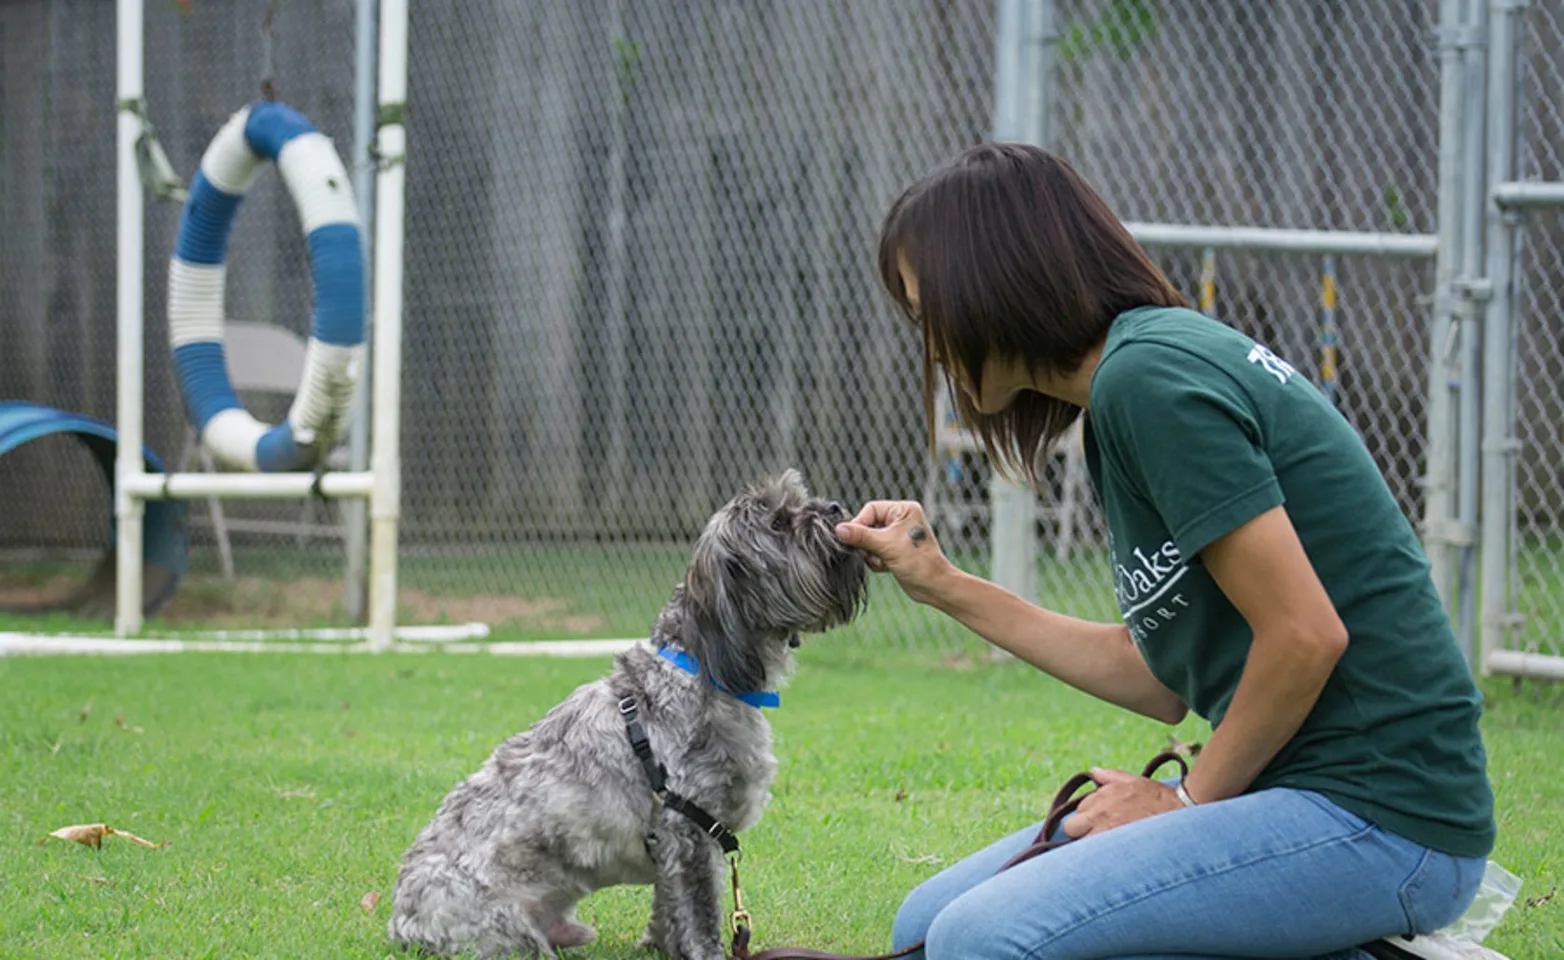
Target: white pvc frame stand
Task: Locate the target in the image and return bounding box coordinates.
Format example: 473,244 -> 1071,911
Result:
112,0 -> 412,651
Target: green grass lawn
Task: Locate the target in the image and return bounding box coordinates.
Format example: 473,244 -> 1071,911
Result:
1,643 -> 1560,959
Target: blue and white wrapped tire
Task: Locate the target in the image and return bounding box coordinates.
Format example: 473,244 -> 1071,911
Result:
168,101 -> 365,473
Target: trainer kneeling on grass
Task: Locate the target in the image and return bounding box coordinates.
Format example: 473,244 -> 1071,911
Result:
835,143 -> 1497,960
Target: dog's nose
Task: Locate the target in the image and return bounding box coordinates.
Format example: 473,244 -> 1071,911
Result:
826,501 -> 846,520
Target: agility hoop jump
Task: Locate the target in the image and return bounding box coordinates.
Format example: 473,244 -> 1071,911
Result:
110,0 -> 412,651
169,101 -> 364,472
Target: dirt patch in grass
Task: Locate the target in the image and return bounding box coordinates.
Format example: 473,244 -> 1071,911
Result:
0,574 -> 82,609
0,564 -> 608,633
158,576 -> 608,633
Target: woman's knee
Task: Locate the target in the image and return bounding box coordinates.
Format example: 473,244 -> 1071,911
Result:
891,878 -> 943,952
922,890 -> 1036,960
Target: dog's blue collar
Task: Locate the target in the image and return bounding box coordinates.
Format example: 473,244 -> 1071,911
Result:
656,646 -> 780,709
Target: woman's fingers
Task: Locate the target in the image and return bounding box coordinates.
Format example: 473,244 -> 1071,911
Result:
848,499 -> 918,530
837,501 -> 929,553
835,499 -> 952,603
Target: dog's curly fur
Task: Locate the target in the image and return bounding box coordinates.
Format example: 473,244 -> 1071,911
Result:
388,470 -> 868,959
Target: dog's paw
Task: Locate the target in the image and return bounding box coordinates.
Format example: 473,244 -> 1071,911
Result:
548,919 -> 597,948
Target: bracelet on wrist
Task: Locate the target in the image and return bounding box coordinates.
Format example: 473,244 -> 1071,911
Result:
1174,780 -> 1199,807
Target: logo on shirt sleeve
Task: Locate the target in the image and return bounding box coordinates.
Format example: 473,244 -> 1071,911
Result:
1247,343 -> 1298,385
1114,539 -> 1192,642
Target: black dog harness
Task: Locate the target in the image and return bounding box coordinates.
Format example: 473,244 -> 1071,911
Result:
619,695 -> 740,857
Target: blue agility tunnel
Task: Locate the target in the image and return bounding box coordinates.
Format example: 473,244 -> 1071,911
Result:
0,402 -> 187,617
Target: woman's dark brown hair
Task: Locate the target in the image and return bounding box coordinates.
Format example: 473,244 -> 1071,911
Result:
877,142 -> 1185,486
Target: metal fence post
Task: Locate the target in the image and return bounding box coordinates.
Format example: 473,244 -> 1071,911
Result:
1478,0 -> 1525,673
986,0 -> 1052,608
1453,0 -> 1490,666
1423,0 -> 1469,624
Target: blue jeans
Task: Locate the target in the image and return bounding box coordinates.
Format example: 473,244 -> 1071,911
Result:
892,787 -> 1485,960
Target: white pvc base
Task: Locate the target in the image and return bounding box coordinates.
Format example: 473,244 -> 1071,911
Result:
1484,648 -> 1564,680
0,633 -> 643,659
176,623 -> 490,643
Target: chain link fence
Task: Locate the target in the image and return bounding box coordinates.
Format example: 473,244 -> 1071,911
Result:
1,1 -> 1554,655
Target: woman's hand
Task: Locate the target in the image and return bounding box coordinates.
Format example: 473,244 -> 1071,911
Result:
1060,768 -> 1185,840
834,500 -> 956,606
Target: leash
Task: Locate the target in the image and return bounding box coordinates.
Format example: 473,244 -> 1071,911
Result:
732,751 -> 1192,960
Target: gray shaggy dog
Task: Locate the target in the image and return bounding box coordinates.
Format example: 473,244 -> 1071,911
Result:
388,470 -> 868,959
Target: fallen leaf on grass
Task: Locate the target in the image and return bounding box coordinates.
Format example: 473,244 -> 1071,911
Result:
1165,735 -> 1203,758
273,786 -> 317,801
361,891 -> 381,914
78,875 -> 111,885
40,824 -> 168,850
900,854 -> 942,866
115,716 -> 145,735
894,790 -> 908,803
78,699 -> 94,723
1526,888 -> 1556,908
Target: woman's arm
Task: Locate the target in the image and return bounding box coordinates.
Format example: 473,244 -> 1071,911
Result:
836,500 -> 1187,724
1175,503 -> 1347,802
1063,504 -> 1348,838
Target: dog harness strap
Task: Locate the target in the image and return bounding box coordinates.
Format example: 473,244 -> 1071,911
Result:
619,696 -> 667,794
619,694 -> 741,857
664,792 -> 741,856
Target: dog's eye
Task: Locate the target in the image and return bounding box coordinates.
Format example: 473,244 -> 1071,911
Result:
770,513 -> 789,532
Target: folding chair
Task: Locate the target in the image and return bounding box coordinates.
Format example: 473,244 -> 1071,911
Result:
176,320 -> 351,579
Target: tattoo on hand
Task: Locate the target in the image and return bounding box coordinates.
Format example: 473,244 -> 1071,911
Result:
909,526 -> 927,547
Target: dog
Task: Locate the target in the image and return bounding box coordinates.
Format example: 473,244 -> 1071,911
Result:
387,470 -> 869,959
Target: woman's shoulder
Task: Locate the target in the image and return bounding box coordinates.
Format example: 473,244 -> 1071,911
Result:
1106,306 -> 1249,358
1095,307 -> 1296,406
1093,309 -> 1246,399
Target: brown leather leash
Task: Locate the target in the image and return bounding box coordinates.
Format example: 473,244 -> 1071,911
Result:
728,751 -> 1191,960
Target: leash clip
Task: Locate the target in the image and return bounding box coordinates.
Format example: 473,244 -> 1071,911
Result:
728,854 -> 751,937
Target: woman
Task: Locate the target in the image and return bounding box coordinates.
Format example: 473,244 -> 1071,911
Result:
834,143 -> 1497,960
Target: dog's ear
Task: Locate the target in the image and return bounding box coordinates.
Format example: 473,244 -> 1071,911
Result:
683,542 -> 770,694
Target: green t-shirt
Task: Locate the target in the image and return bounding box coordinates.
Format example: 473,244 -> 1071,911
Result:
1083,306 -> 1496,859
